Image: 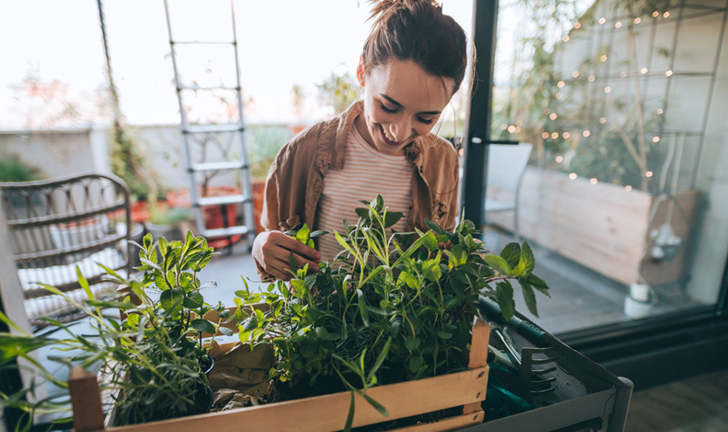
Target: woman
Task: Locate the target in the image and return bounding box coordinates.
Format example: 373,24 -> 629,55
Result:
253,0 -> 469,281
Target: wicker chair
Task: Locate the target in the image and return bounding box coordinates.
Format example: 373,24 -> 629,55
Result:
0,173 -> 132,326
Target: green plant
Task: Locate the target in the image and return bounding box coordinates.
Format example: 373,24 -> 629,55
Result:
0,231 -> 226,429
316,67 -> 363,115
234,196 -> 549,430
149,203 -> 194,226
249,125 -> 291,180
0,155 -> 43,182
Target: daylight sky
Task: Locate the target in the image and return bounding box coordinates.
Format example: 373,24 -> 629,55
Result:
0,0 -> 477,128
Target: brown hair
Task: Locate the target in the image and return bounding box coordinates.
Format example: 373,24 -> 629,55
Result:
362,0 -> 468,95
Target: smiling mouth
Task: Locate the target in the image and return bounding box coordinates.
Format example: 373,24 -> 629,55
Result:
379,124 -> 405,146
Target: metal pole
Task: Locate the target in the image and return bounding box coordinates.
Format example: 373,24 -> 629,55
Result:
462,0 -> 500,233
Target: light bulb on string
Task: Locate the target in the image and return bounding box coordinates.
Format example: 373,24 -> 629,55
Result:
569,173 -> 578,180
588,75 -> 596,82
551,132 -> 559,139
542,132 -> 550,139
635,17 -> 641,24
558,80 -> 565,88
599,17 -> 606,24
572,71 -> 580,78
583,130 -> 591,137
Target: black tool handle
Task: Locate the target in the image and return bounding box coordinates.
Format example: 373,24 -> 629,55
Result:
477,296 -> 550,348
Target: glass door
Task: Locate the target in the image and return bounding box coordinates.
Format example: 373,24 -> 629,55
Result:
465,0 -> 728,336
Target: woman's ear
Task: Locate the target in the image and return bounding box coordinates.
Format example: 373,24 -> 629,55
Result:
356,57 -> 366,87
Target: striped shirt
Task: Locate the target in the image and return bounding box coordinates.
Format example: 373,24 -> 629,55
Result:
316,124 -> 414,264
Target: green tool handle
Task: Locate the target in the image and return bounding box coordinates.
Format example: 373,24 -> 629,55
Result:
477,296 -> 550,348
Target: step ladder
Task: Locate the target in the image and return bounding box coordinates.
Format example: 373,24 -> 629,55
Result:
163,0 -> 255,248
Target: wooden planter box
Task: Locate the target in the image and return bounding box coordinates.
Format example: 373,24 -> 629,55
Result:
68,310 -> 491,432
486,167 -> 700,286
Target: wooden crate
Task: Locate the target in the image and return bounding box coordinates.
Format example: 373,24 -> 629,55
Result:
486,167 -> 699,286
68,310 -> 490,432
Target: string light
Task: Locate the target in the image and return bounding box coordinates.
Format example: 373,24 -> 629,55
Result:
555,156 -> 564,163
563,132 -> 571,139
458,149 -> 464,156
599,17 -> 606,24
558,80 -> 566,88
550,113 -> 558,120
604,86 -> 612,93
653,136 -> 660,142
551,132 -> 559,139
590,178 -> 598,185
583,130 -> 591,137
500,123 -> 507,130
635,17 -> 641,24
563,35 -> 570,42
612,179 -> 620,185
615,22 -> 622,28
641,67 -> 648,74
516,119 -> 523,126
542,132 -> 550,139
646,171 -> 654,177
588,75 -> 596,82
657,108 -> 664,115
569,173 -> 578,180
600,55 -> 608,62
666,70 -> 673,77
664,11 -> 670,17
625,185 -> 633,191
515,126 -> 522,133
652,11 -> 659,17
620,71 -> 627,78
574,22 -> 582,29
600,117 -> 607,124
544,108 -> 551,115
508,125 -> 516,133
555,92 -> 563,99
572,71 -> 580,78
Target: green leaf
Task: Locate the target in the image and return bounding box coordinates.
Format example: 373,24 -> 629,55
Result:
484,254 -> 512,276
183,291 -> 204,308
424,219 -> 445,235
344,391 -> 356,432
362,392 -> 389,417
436,331 -> 452,339
500,243 -> 522,269
383,211 -> 403,229
242,314 -> 259,331
422,256 -> 442,282
390,318 -> 402,339
528,274 -> 551,297
295,224 -> 310,244
408,356 -> 424,372
520,278 -> 539,317
160,288 -> 184,316
357,289 -> 370,327
75,266 -> 94,301
404,335 -> 420,350
398,271 -> 419,290
219,326 -> 234,337
355,208 -> 370,220
496,281 -> 516,321
422,231 -> 438,252
309,230 -> 329,239
367,337 -> 392,382
191,319 -> 216,334
143,232 -> 153,249
513,241 -> 535,276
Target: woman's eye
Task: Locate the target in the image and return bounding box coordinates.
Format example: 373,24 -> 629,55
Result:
418,117 -> 434,125
379,103 -> 398,114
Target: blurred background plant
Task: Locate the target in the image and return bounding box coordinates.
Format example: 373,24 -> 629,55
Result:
0,155 -> 44,182
248,125 -> 291,180
316,66 -> 363,116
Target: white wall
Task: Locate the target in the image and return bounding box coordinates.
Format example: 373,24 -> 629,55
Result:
0,127 -> 111,179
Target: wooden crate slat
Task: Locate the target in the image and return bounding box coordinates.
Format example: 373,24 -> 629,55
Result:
389,411 -> 485,432
463,318 -> 490,416
69,366 -> 105,432
102,367 -> 487,432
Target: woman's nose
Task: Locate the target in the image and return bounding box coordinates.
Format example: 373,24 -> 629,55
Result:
389,121 -> 411,142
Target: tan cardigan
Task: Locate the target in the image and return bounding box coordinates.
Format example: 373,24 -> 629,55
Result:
256,100 -> 460,279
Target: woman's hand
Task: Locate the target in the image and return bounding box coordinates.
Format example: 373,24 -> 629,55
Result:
252,230 -> 321,281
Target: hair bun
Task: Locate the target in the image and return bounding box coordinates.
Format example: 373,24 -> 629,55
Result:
368,0 -> 441,23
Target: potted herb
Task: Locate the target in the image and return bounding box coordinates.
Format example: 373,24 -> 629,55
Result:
234,196 -> 549,430
0,231 -> 228,429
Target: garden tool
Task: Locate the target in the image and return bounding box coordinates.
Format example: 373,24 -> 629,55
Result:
478,296 -> 558,396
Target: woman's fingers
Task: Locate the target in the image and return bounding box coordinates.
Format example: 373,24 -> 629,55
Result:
258,231 -> 321,279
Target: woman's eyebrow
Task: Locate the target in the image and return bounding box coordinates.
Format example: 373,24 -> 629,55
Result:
379,94 -> 442,115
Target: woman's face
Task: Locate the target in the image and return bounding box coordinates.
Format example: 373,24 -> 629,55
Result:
355,59 -> 455,156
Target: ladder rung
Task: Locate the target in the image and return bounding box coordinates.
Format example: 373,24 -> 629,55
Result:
177,85 -> 240,91
202,226 -> 250,238
172,41 -> 235,45
190,161 -> 246,172
197,195 -> 250,206
184,124 -> 243,134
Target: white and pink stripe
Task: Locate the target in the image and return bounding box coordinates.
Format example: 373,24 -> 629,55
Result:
316,124 -> 414,264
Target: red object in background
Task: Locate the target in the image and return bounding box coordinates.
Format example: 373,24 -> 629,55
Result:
166,186 -> 242,249
131,201 -> 151,223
